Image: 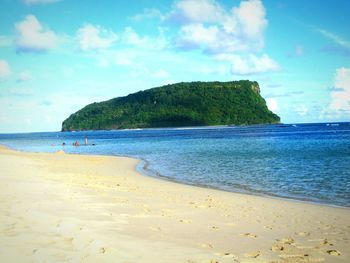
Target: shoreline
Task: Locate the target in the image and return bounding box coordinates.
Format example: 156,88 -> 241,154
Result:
129,153 -> 350,211
4,142 -> 348,210
0,145 -> 350,262
3,142 -> 348,211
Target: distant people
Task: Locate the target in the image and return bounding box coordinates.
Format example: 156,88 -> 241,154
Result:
62,142 -> 66,146
73,140 -> 79,146
84,135 -> 88,145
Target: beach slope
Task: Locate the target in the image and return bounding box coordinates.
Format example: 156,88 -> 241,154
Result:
0,146 -> 349,262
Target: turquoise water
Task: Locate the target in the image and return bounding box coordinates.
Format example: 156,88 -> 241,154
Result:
0,123 -> 349,207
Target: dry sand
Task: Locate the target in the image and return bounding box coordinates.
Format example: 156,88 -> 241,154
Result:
0,145 -> 349,263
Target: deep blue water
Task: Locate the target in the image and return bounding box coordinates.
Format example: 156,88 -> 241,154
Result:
1,123 -> 350,207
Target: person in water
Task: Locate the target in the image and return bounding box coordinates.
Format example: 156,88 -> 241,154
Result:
73,140 -> 79,146
84,135 -> 88,145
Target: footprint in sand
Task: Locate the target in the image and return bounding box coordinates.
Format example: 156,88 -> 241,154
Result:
279,254 -> 310,260
271,244 -> 284,251
320,238 -> 334,246
200,243 -> 213,249
326,249 -> 341,256
244,251 -> 260,258
220,253 -> 240,263
240,233 -> 257,238
279,237 -> 295,245
221,252 -> 238,259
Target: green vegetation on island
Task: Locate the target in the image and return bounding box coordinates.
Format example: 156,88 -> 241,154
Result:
61,80 -> 280,131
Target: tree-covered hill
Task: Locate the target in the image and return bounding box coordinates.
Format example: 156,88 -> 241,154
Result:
61,80 -> 280,131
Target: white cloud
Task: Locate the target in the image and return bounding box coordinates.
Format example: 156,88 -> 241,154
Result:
130,8 -> 163,22
318,29 -> 350,51
216,53 -> 280,75
171,0 -> 224,23
320,67 -> 350,120
17,70 -> 32,82
77,24 -> 117,51
266,98 -> 278,112
233,0 -> 267,40
177,23 -> 220,50
123,27 -> 146,46
15,15 -> 58,53
175,0 -> 267,53
0,60 -> 11,79
329,67 -> 350,114
122,27 -> 168,50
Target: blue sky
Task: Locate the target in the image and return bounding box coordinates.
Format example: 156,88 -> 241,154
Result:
0,0 -> 349,132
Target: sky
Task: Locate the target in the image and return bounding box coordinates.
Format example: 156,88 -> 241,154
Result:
0,0 -> 349,133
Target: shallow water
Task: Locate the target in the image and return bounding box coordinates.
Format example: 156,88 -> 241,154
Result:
1,123 -> 349,207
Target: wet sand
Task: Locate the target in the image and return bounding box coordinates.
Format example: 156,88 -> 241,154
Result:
0,145 -> 349,262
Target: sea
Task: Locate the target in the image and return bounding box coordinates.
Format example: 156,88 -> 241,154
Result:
0,122 -> 349,208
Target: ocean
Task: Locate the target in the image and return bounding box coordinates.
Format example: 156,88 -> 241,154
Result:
0,122 -> 349,207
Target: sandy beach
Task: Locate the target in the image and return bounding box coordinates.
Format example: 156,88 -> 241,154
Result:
0,145 -> 349,263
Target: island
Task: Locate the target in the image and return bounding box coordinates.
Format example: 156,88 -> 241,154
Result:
61,80 -> 280,131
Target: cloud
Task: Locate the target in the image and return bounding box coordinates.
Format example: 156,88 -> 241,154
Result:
266,98 -> 278,112
233,0 -> 267,40
122,27 -> 168,50
329,67 -> 350,114
321,67 -> 350,120
177,23 -> 221,51
130,8 -> 163,22
0,59 -> 11,79
23,0 -> 61,5
327,86 -> 344,92
17,70 -> 33,82
15,15 -> 58,53
169,0 -> 225,24
216,53 -> 280,75
165,0 -> 278,75
318,29 -> 350,51
174,0 -> 267,53
77,24 -> 117,51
